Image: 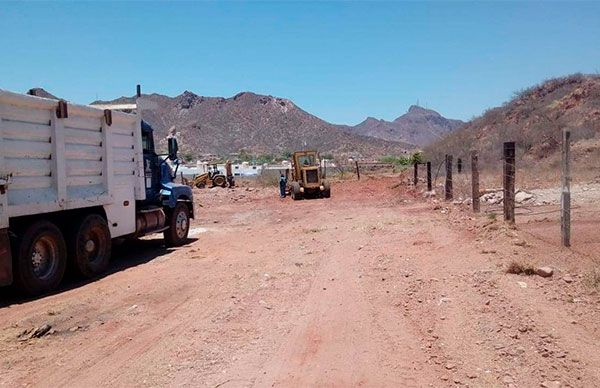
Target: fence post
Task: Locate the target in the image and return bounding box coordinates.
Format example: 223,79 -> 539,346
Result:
355,160 -> 360,180
471,150 -> 480,213
457,158 -> 462,174
413,163 -> 418,186
426,162 -> 432,192
503,142 -> 516,223
445,154 -> 453,201
561,129 -> 571,247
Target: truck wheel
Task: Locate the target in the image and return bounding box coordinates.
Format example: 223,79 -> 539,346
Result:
291,182 -> 302,200
69,214 -> 112,278
322,180 -> 331,198
13,220 -> 67,296
164,203 -> 190,247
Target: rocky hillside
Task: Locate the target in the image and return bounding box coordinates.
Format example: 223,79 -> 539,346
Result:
28,86 -> 461,159
93,91 -> 412,159
346,105 -> 464,146
425,74 -> 600,168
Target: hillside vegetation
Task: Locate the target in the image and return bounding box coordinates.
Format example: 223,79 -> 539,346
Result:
425,74 -> 600,174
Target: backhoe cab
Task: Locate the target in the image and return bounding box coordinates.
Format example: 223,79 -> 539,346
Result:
288,151 -> 331,200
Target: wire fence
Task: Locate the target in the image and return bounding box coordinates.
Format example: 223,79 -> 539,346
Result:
422,134 -> 600,252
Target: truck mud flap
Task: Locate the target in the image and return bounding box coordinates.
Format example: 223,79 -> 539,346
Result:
0,229 -> 12,286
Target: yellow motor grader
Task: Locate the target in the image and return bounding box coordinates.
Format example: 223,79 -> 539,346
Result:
288,151 -> 330,200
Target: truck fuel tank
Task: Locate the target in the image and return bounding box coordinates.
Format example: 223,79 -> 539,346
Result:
135,208 -> 167,236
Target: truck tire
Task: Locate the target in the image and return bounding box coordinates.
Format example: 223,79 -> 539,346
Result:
164,202 -> 190,247
291,182 -> 302,200
68,214 -> 112,278
322,180 -> 331,198
12,220 -> 67,296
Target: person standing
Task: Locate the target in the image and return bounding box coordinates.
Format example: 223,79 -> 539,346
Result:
279,173 -> 287,198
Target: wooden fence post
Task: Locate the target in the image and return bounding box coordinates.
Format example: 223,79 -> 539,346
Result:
503,142 -> 516,223
561,129 -> 571,247
471,150 -> 480,213
413,163 -> 418,186
426,162 -> 432,192
457,158 -> 463,174
355,160 -> 360,180
445,154 -> 453,201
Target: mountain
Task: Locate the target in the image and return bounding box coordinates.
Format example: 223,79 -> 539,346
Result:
345,105 -> 464,147
92,91 -> 413,159
424,74 -> 600,167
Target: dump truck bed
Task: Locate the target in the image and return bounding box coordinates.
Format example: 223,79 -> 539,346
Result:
0,89 -> 145,238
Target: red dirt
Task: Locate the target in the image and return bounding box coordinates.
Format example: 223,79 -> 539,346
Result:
1,176 -> 599,387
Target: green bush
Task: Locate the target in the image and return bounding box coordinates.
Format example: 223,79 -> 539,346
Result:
380,152 -> 423,166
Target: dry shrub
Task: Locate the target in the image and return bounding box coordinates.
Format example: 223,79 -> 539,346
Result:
257,169 -> 282,187
506,260 -> 536,275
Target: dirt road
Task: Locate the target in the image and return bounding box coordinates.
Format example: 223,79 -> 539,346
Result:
1,176 -> 599,387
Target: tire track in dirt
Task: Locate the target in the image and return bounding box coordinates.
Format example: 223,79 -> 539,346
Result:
256,211 -> 434,387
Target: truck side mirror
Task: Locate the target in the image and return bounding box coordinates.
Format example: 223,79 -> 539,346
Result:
168,137 -> 178,160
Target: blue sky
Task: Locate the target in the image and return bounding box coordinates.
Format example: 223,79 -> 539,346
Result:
1,1 -> 599,125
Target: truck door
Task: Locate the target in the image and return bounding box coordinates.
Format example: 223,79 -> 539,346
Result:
141,127 -> 161,202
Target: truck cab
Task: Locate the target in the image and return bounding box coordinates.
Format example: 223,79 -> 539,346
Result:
141,122 -> 192,206
139,120 -> 194,245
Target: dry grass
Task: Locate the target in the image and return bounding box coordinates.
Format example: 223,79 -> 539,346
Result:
506,260 -> 536,276
303,227 -> 326,234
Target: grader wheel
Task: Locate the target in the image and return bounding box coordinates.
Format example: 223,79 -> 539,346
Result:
322,180 -> 331,198
291,182 -> 302,200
